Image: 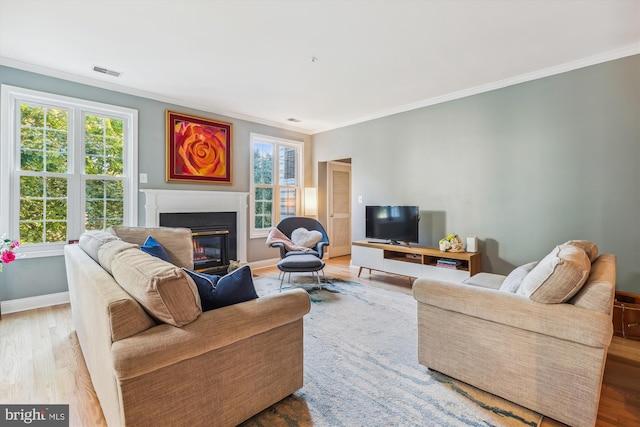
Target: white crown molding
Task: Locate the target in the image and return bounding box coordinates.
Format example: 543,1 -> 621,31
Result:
0,57 -> 313,135
1,291 -> 70,315
310,44 -> 640,134
3,43 -> 638,137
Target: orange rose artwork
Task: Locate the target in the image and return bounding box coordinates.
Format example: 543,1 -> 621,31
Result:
167,111 -> 232,184
174,122 -> 227,177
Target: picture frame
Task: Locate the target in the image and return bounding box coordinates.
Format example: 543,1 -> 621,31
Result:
166,110 -> 232,184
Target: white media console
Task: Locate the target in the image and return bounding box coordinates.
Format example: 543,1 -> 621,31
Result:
351,240 -> 482,283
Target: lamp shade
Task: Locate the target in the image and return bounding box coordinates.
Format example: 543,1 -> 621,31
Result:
304,187 -> 317,216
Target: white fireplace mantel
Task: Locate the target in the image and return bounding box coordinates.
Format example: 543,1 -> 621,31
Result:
141,189 -> 249,263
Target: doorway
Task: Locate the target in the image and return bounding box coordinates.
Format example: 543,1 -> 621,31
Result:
325,160 -> 351,258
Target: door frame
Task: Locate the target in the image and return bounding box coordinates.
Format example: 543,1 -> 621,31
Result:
319,159 -> 352,258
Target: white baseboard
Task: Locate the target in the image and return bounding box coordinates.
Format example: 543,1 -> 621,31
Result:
248,258 -> 280,270
1,291 -> 70,314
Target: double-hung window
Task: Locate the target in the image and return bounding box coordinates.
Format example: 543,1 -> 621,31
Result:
250,133 -> 303,238
0,85 -> 138,257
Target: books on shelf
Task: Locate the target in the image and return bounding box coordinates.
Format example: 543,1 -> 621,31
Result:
436,259 -> 462,269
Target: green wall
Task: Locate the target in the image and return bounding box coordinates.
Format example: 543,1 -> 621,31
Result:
1,54 -> 638,300
0,65 -> 310,301
312,55 -> 640,293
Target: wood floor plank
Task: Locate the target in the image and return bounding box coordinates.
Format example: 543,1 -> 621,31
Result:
1,255 -> 638,426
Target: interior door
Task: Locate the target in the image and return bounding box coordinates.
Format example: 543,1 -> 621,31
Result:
327,161 -> 351,257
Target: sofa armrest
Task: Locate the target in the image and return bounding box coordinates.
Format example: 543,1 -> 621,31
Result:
413,278 -> 613,348
111,288 -> 311,380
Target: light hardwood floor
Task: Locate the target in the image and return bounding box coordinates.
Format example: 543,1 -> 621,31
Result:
1,256 -> 638,427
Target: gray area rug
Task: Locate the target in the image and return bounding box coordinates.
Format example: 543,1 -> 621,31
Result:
242,273 -> 542,427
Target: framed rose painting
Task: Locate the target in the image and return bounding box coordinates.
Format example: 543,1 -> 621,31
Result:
166,111 -> 232,184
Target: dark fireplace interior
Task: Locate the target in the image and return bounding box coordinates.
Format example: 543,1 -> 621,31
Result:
160,212 -> 237,274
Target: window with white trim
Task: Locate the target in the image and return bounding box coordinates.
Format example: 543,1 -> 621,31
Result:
250,133 -> 303,238
0,85 -> 138,258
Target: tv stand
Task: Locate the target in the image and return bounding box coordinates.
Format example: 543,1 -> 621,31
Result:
351,240 -> 482,284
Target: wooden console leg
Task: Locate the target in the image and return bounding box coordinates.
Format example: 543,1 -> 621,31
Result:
358,266 -> 363,277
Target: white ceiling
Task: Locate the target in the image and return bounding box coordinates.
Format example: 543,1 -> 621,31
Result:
1,0 -> 639,134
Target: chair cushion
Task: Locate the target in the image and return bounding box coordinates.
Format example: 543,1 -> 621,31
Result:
183,266 -> 258,311
278,254 -> 325,272
291,227 -> 323,248
517,245 -> 591,303
111,248 -> 201,327
285,249 -> 320,257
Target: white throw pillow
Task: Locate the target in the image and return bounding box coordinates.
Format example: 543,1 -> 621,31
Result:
499,261 -> 538,293
291,227 -> 323,248
517,245 -> 591,303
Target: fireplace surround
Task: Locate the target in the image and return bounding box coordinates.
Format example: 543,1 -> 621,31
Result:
140,189 -> 249,264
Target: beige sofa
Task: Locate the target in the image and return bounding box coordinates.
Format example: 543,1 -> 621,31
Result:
413,242 -> 615,427
64,227 -> 311,427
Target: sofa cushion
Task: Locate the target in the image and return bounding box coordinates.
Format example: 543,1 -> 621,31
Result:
111,248 -> 202,327
518,245 -> 591,303
79,230 -> 120,262
109,226 -> 194,269
564,240 -> 599,262
291,227 -> 323,248
184,265 -> 258,311
98,239 -> 139,275
499,261 -> 538,293
462,273 -> 505,290
140,236 -> 172,263
569,254 -> 616,314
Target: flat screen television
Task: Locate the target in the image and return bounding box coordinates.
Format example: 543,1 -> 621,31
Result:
365,205 -> 419,244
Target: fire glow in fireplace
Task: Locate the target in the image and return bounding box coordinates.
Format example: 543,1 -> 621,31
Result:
159,212 -> 237,274
192,229 -> 229,274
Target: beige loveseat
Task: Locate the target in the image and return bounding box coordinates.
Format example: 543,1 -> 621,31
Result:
64,227 -> 311,427
413,241 -> 615,427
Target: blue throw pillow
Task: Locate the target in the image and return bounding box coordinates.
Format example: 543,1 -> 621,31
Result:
184,265 -> 258,311
140,235 -> 172,263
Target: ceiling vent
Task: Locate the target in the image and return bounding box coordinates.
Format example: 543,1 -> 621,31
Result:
93,66 -> 121,77
287,118 -> 302,123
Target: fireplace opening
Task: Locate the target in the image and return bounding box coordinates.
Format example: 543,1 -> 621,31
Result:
159,212 -> 237,274
193,229 -> 229,274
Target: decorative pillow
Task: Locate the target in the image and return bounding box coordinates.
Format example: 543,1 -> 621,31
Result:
517,245 -> 591,303
98,239 -> 139,275
499,261 -> 538,294
78,230 -> 120,263
111,249 -> 201,327
499,261 -> 538,293
291,227 -> 323,249
564,240 -> 599,262
140,236 -> 172,263
183,265 -> 258,311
